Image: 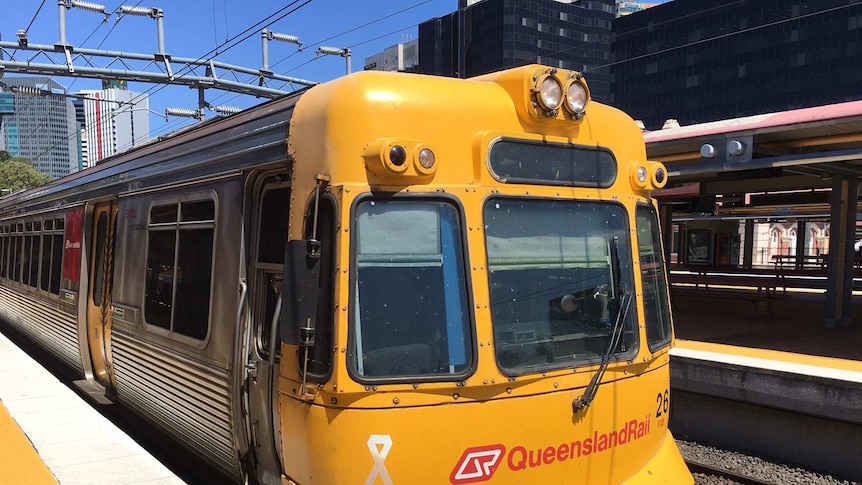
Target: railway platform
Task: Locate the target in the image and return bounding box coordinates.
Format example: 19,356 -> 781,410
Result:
0,330 -> 185,485
669,290 -> 862,479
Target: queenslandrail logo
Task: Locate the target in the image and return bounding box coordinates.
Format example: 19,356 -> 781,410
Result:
65,240 -> 81,249
449,445 -> 506,484
449,414 -> 652,484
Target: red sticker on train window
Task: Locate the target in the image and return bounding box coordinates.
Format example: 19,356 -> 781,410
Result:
62,208 -> 83,282
450,444 -> 506,484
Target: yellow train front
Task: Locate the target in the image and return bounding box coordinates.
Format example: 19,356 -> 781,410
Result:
275,65 -> 693,484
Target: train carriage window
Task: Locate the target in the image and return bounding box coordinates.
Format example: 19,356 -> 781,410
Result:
256,186 -> 291,358
484,198 -> 637,374
21,232 -> 32,286
303,194 -> 335,381
350,199 -> 472,381
144,199 -> 215,340
0,227 -> 6,278
28,232 -> 39,288
92,212 -> 108,306
40,235 -> 50,291
10,226 -> 20,282
40,231 -> 52,292
50,232 -> 63,294
636,205 -> 672,351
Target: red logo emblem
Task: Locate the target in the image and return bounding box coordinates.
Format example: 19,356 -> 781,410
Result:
450,445 -> 506,484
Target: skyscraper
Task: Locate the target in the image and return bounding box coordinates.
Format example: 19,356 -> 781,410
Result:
418,0 -> 616,102
75,85 -> 149,168
0,77 -> 79,180
611,0 -> 862,129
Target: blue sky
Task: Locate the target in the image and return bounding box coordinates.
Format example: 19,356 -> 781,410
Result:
1,0 -> 456,138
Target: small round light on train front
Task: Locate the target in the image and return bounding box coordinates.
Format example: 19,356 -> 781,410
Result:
564,80 -> 588,115
536,76 -> 563,112
636,166 -> 647,183
418,148 -> 435,169
389,145 -> 407,167
651,163 -> 668,188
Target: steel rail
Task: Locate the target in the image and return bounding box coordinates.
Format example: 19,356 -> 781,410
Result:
685,459 -> 780,485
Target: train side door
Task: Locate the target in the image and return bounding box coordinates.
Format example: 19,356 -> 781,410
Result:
86,202 -> 118,387
244,179 -> 290,484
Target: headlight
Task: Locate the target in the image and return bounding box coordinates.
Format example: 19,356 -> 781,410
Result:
631,164 -> 648,189
636,166 -> 648,184
651,164 -> 668,189
564,80 -> 589,115
536,75 -> 563,112
414,146 -> 436,175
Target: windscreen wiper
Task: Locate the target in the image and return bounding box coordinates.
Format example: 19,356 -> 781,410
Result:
572,236 -> 631,412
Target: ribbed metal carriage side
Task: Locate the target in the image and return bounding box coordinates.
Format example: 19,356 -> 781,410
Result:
111,326 -> 238,477
0,288 -> 81,373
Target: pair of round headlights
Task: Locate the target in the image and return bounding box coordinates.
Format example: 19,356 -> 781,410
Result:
536,75 -> 589,117
388,145 -> 436,170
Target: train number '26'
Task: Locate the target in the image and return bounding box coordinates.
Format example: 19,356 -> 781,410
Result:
655,389 -> 669,418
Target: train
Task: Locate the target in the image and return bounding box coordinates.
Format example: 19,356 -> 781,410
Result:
0,64 -> 693,484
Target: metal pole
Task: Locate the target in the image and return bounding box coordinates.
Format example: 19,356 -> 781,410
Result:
155,9 -> 165,55
58,0 -> 68,46
345,49 -> 351,75
261,30 -> 270,72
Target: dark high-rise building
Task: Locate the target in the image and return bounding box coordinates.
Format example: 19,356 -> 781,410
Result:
611,0 -> 862,129
419,0 -> 616,102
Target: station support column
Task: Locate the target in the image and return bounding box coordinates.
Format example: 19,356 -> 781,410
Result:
825,175 -> 858,328
743,219 -> 754,269
659,202 -> 674,267
795,220 -> 808,270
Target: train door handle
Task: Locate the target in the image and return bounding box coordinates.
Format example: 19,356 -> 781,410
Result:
246,360 -> 258,379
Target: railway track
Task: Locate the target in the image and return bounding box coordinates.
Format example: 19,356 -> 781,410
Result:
686,459 -> 779,485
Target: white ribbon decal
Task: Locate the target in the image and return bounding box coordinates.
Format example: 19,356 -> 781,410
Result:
364,434 -> 393,485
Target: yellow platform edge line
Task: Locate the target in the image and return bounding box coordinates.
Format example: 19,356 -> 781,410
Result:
0,400 -> 59,485
675,339 -> 862,373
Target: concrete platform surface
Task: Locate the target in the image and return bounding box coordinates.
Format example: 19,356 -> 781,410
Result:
0,331 -> 185,485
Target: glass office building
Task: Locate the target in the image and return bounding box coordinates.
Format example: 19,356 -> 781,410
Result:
419,0 -> 616,103
0,77 -> 79,179
611,0 -> 862,129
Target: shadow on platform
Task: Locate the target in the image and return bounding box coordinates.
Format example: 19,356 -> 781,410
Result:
672,292 -> 862,361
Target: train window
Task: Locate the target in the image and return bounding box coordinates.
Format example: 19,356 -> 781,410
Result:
258,188 -> 290,265
484,198 -> 637,374
50,234 -> 63,294
40,234 -> 51,292
303,195 -> 336,381
10,232 -> 20,282
181,201 -> 215,222
21,234 -> 33,287
144,199 -> 215,340
151,205 -> 178,224
55,218 -> 64,230
351,199 -> 472,380
0,231 -> 6,278
27,234 -> 39,288
145,230 -> 176,330
92,212 -> 108,306
636,205 -> 672,351
256,186 -> 291,358
489,139 -> 617,188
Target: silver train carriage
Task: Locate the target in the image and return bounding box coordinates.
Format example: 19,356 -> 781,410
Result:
0,89 -> 306,483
